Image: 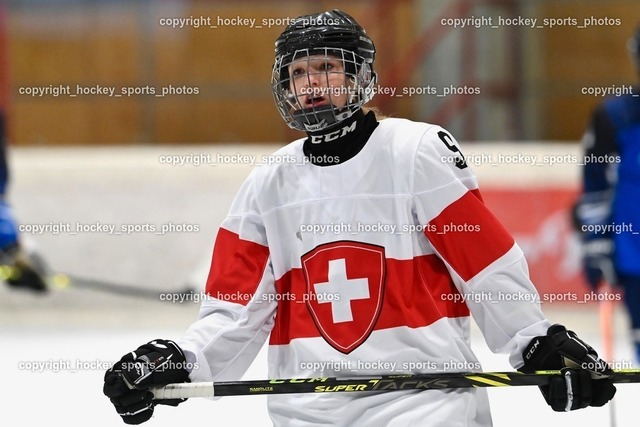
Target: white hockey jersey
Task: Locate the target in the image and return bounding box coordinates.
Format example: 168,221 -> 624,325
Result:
178,117 -> 551,426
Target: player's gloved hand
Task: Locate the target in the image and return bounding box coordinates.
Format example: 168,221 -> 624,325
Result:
571,195 -> 617,289
519,324 -> 616,411
582,237 -> 616,289
103,339 -> 190,425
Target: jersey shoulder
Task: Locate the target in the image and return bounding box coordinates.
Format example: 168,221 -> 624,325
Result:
376,117 -> 435,140
601,89 -> 640,129
375,117 -> 462,165
249,137 -> 306,178
374,118 -> 476,193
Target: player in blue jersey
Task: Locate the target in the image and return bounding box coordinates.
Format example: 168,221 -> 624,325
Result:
575,26 -> 640,362
0,109 -> 47,292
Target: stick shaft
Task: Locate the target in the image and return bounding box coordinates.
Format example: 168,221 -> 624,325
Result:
598,257 -> 618,364
150,369 -> 640,400
2,262 -> 194,300
60,273 -> 194,300
599,279 -> 618,427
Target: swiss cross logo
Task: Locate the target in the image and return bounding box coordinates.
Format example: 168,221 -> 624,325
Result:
301,241 -> 386,354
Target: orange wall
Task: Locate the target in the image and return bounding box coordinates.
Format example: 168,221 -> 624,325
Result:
538,2 -> 638,140
6,1 -> 639,145
7,1 -> 413,145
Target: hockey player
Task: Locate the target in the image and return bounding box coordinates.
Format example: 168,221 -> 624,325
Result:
575,26 -> 640,363
0,110 -> 46,292
104,10 -> 616,426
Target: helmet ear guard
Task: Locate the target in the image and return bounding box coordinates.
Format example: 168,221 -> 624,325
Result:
358,62 -> 372,87
357,62 -> 376,103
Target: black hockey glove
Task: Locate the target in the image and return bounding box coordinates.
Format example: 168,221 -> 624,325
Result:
582,238 -> 617,289
571,195 -> 617,289
519,324 -> 616,412
103,339 -> 190,425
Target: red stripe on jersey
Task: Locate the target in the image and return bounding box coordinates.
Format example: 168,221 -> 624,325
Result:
425,190 -> 514,282
269,254 -> 469,346
205,227 -> 270,306
470,188 -> 483,202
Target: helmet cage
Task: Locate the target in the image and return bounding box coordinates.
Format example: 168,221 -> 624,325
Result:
271,47 -> 376,132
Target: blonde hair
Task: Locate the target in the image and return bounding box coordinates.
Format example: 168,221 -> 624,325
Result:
363,106 -> 389,121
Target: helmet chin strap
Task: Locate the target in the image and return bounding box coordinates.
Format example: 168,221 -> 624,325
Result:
292,104 -> 356,133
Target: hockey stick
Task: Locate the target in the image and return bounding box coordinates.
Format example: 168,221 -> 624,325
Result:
150,369 -> 640,400
48,272 -> 196,301
600,284 -> 617,427
598,258 -> 619,427
0,250 -> 195,303
1,257 -> 196,301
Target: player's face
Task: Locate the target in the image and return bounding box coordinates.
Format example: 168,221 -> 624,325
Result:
288,55 -> 349,110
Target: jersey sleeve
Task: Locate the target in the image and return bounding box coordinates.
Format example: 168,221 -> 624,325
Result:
411,125 -> 550,368
177,168 -> 278,383
582,104 -> 618,193
576,105 -> 617,235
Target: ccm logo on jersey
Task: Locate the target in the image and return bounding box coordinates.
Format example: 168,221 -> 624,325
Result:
309,120 -> 357,143
301,241 -> 386,354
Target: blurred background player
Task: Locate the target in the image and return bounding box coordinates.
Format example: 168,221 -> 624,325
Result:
575,26 -> 640,363
0,109 -> 47,292
0,1 -> 47,292
104,9 -> 615,426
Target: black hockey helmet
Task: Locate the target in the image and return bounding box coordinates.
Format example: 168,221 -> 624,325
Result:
271,9 -> 377,132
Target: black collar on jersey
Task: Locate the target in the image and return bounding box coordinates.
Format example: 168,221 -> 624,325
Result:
302,109 -> 379,166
